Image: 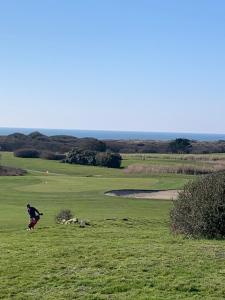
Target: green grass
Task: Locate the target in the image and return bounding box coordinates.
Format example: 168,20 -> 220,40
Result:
0,152 -> 225,299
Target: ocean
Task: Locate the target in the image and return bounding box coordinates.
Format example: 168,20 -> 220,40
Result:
0,127 -> 225,141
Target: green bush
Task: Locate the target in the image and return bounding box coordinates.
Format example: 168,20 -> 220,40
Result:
170,172 -> 225,238
14,148 -> 40,158
40,151 -> 66,161
64,149 -> 122,168
64,149 -> 96,165
95,152 -> 122,168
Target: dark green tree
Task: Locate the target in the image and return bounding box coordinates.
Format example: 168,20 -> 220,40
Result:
169,138 -> 192,153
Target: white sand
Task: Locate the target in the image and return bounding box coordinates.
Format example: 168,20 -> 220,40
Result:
105,189 -> 180,200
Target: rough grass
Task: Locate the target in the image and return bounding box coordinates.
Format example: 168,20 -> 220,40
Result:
0,153 -> 225,299
124,163 -> 225,175
122,153 -> 225,175
122,153 -> 225,161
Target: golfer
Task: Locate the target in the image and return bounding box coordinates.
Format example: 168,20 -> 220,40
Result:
27,204 -> 43,230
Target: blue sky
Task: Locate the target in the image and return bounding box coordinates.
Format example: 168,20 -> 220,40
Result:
0,0 -> 225,133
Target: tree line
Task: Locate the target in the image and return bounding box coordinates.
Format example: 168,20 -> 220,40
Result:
1,132 -> 225,154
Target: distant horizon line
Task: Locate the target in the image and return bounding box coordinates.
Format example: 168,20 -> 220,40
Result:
0,126 -> 225,136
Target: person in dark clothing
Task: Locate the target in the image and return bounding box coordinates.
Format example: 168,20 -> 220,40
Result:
27,204 -> 43,230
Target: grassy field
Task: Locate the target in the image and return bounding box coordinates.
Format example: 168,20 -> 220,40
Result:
0,152 -> 225,299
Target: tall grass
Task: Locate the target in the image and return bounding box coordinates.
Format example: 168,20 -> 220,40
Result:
124,163 -> 225,175
122,153 -> 225,161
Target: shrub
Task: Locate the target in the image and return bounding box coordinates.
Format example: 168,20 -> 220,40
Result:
170,172 -> 225,238
0,166 -> 27,176
64,149 -> 122,168
95,152 -> 122,168
55,209 -> 73,223
64,149 -> 96,165
14,148 -> 40,158
40,151 -> 66,160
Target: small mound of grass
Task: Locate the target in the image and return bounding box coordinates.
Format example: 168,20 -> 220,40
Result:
0,166 -> 26,176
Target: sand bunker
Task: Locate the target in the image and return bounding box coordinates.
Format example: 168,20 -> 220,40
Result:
105,189 -> 180,200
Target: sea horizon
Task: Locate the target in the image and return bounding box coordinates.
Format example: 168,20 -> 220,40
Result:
0,127 -> 225,141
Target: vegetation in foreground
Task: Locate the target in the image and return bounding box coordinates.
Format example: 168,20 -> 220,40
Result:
171,172 -> 225,238
0,152 -> 225,299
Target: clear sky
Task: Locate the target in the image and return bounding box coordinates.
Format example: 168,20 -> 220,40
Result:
0,0 -> 224,133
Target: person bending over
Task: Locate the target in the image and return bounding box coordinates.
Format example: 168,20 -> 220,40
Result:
27,204 -> 43,230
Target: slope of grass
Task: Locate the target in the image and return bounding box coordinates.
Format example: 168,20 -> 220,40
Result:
1,152 -> 123,177
0,153 -> 225,299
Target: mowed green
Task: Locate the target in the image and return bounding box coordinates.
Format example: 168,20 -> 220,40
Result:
0,152 -> 225,300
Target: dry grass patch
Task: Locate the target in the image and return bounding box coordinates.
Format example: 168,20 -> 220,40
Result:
124,163 -> 225,175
